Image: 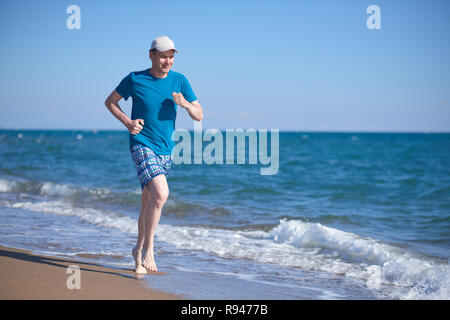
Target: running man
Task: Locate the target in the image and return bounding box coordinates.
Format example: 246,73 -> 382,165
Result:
105,36 -> 203,273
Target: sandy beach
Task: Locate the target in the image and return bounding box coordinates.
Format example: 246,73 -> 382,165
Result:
0,245 -> 180,300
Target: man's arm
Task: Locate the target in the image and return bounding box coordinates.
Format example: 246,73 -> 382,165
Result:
104,90 -> 144,135
172,92 -> 203,121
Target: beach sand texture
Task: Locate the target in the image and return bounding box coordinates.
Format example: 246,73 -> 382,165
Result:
0,246 -> 180,300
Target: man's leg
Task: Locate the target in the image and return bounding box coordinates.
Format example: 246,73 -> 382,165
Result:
142,173 -> 169,272
132,186 -> 151,274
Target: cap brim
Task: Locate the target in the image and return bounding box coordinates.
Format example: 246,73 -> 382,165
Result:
154,46 -> 178,54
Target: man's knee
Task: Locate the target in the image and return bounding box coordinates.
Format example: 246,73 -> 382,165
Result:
146,178 -> 169,208
152,188 -> 169,208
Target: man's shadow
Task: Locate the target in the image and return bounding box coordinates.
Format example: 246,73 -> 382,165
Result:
0,248 -> 139,280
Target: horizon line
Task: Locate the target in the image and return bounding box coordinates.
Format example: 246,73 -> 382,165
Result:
1,127 -> 450,134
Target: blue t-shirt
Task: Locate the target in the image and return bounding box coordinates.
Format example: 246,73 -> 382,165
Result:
115,69 -> 197,155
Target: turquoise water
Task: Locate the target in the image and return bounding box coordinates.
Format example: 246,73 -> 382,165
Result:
0,130 -> 449,299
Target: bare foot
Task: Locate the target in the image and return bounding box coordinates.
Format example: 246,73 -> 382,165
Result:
142,249 -> 157,272
132,246 -> 147,274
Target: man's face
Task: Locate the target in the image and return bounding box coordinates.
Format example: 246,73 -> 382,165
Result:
150,49 -> 175,73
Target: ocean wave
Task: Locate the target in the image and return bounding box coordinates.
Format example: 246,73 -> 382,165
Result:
0,177 -> 232,218
2,198 -> 448,299
6,200 -> 138,234
268,219 -> 397,264
266,219 -> 450,299
0,178 -> 104,198
0,179 -> 17,192
0,178 -> 137,208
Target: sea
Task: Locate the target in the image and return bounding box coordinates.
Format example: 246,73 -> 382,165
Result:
0,129 -> 449,300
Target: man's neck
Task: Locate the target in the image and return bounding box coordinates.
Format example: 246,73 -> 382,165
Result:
150,67 -> 168,79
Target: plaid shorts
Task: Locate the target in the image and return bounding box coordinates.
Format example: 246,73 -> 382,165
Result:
130,144 -> 173,190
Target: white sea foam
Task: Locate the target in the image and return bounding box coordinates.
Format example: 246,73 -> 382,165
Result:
265,219 -> 450,299
40,182 -> 77,197
0,178 -> 113,199
39,182 -> 113,198
0,178 -> 78,196
3,200 -> 449,299
0,179 -> 17,192
7,200 -> 137,234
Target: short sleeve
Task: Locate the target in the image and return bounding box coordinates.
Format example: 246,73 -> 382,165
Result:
115,73 -> 133,101
180,75 -> 197,103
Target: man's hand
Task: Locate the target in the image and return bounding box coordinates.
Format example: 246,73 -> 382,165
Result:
126,119 -> 144,135
172,92 -> 188,108
172,92 -> 203,121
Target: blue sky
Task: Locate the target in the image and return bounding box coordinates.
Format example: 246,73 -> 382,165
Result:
0,0 -> 449,132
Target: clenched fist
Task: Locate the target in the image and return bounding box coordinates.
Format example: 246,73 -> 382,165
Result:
172,92 -> 187,108
126,119 -> 144,135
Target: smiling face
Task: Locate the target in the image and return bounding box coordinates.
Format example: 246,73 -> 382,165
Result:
149,49 -> 175,75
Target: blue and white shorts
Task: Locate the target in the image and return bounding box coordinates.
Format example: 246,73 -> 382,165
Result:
130,144 -> 173,190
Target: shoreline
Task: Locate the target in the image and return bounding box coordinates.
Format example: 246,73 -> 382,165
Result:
0,245 -> 180,300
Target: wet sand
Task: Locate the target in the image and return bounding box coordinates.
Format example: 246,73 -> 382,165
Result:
0,245 -> 180,300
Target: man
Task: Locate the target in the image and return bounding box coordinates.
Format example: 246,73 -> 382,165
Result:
105,36 -> 203,273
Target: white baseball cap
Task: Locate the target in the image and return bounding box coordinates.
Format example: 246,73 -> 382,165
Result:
151,36 -> 178,53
